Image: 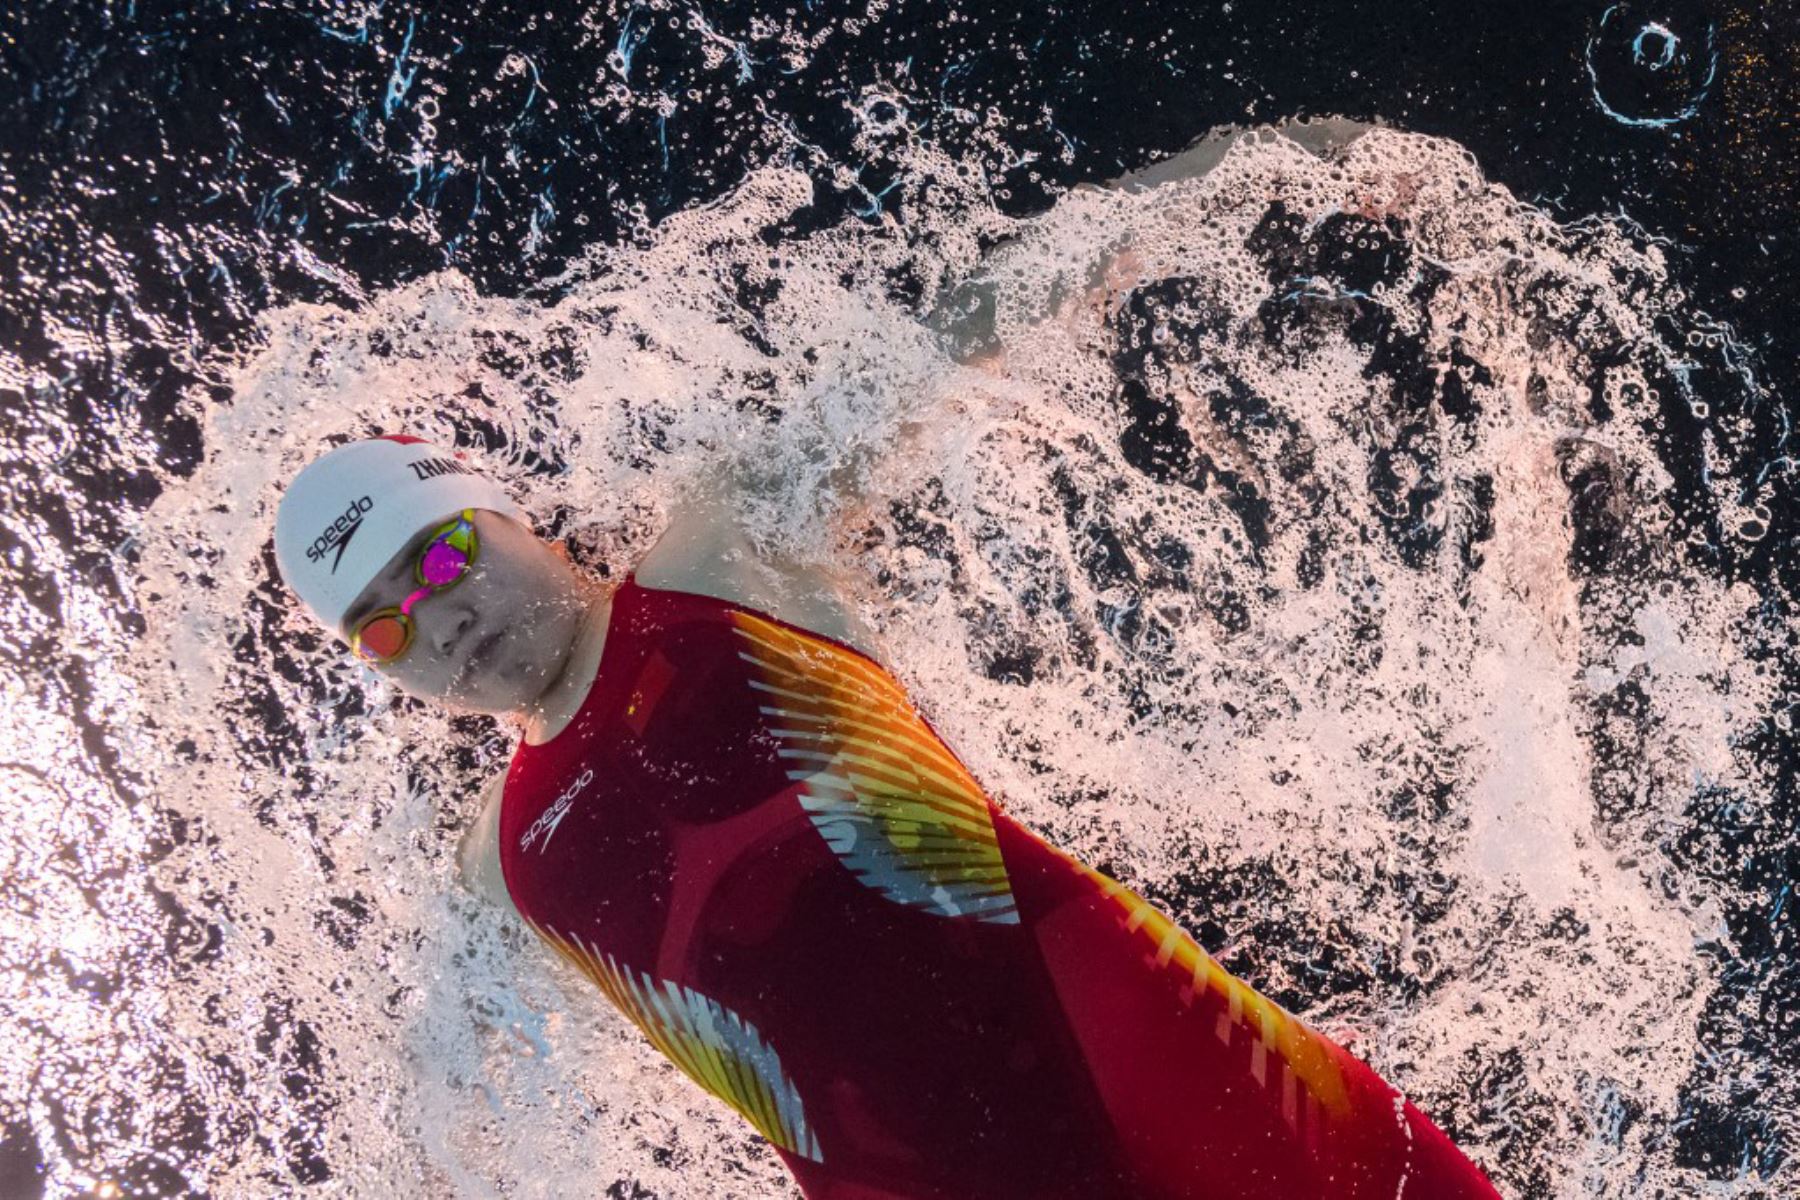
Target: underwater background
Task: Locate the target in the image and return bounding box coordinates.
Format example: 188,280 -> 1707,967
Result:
3,0 -> 1798,1196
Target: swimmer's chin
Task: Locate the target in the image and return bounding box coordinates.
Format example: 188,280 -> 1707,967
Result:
443,641 -> 546,712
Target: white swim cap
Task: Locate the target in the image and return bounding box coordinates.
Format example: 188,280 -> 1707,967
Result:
274,435 -> 525,633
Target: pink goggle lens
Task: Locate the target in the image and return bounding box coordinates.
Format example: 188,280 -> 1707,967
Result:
418,539 -> 472,587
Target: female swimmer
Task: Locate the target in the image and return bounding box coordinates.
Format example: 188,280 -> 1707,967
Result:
272,432 -> 1499,1199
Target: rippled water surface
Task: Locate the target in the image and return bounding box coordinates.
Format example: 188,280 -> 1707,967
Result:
3,3 -> 1798,1197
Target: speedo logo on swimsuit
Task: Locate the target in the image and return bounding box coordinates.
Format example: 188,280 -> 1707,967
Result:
407,456 -> 475,482
518,768 -> 594,854
305,496 -> 374,574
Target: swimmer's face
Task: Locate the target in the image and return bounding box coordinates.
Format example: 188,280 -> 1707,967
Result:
339,511 -> 591,714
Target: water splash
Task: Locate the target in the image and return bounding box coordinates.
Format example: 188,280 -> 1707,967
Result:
6,123 -> 1794,1197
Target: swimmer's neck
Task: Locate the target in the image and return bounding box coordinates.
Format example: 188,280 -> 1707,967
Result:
521,583 -> 615,746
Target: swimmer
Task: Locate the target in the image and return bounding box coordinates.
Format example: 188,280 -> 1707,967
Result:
273,432 -> 1500,1199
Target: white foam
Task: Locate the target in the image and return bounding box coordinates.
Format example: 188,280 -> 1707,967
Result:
78,123 -> 1796,1195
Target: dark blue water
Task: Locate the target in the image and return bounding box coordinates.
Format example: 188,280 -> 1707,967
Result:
2,2 -> 1796,1196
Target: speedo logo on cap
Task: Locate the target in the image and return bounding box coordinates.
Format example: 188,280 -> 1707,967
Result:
306,496 -> 374,574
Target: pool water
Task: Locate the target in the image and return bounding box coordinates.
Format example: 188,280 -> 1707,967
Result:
2,3 -> 1796,1197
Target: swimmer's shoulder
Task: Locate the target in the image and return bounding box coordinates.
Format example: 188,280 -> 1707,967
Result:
631,476 -> 888,665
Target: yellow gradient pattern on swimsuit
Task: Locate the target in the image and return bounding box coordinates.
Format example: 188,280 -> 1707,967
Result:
1070,857 -> 1353,1124
525,918 -> 825,1163
728,611 -> 1021,925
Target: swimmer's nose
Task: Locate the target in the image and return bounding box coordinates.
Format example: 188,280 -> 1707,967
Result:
429,606 -> 479,658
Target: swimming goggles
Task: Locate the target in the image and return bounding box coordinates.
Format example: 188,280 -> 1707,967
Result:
349,510 -> 479,665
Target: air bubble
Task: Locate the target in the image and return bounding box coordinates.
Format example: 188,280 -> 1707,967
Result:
857,92 -> 909,137
1633,23 -> 1679,69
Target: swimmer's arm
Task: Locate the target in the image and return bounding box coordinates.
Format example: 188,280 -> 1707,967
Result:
457,773 -> 518,917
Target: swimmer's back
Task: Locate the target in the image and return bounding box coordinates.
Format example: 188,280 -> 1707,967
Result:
487,568 -> 1500,1199
497,576 -> 1143,1197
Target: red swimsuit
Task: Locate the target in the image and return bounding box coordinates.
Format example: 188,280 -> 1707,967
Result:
499,577 -> 1500,1200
